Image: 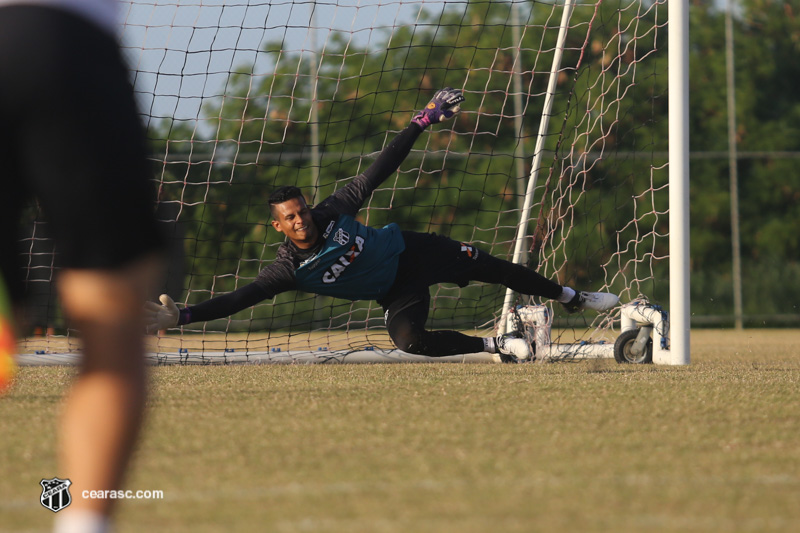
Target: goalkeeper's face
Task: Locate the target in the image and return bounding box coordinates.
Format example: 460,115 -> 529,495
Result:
270,197 -> 319,249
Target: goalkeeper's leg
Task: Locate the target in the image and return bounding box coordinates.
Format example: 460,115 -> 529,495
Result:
398,231 -> 563,298
382,291 -> 530,361
383,290 -> 487,357
397,232 -> 617,313
464,252 -> 618,313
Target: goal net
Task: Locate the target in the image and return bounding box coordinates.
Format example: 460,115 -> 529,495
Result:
18,0 -> 670,363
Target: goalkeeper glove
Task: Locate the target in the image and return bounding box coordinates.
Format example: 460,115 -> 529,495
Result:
411,87 -> 465,128
144,294 -> 179,334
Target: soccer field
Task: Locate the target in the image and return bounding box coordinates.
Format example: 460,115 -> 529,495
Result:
2,329 -> 799,532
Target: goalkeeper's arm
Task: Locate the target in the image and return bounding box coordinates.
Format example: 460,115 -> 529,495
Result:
316,87 -> 464,216
145,283 -> 268,333
145,253 -> 295,333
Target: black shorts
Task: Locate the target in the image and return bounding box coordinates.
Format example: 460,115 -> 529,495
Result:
378,232 -> 492,326
378,231 -> 562,328
0,6 -> 163,301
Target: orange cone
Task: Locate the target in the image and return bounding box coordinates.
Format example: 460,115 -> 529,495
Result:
0,279 -> 17,394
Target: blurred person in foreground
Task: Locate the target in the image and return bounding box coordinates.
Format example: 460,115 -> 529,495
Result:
0,2 -> 165,531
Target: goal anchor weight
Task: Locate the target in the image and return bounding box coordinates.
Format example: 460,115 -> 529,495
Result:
508,297 -> 670,364
619,297 -> 670,364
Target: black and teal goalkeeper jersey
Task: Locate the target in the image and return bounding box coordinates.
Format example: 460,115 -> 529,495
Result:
177,124 -> 422,325
293,215 -> 404,300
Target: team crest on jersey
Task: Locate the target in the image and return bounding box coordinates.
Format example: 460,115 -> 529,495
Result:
40,477 -> 72,513
323,235 -> 365,283
333,228 -> 350,246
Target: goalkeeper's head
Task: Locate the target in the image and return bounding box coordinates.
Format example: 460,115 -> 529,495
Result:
269,186 -> 318,249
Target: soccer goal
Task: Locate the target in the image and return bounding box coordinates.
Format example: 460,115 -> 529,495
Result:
16,0 -> 689,365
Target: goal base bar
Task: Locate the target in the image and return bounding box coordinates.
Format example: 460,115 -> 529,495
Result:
15,345 -> 615,366
17,297 -> 676,366
16,349 -> 497,366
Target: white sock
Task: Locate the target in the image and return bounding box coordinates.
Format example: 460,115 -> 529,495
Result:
557,286 -> 576,303
53,509 -> 111,533
483,337 -> 497,353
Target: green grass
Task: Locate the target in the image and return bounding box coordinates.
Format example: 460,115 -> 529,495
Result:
2,330 -> 800,532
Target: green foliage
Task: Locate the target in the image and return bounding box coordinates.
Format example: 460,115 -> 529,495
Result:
686,0 -> 800,315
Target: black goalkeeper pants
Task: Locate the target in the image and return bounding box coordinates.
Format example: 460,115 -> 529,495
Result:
377,231 -> 563,357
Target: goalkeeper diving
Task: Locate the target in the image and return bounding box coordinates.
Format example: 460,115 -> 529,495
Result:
145,88 -> 618,362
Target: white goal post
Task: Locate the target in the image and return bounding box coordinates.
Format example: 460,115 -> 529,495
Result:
14,0 -> 690,365
499,0 -> 690,365
667,0 -> 691,365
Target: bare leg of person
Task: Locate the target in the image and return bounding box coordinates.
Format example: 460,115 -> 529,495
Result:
55,255 -> 162,528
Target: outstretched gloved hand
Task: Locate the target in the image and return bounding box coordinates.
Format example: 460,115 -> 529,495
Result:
411,87 -> 465,128
144,294 -> 179,334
